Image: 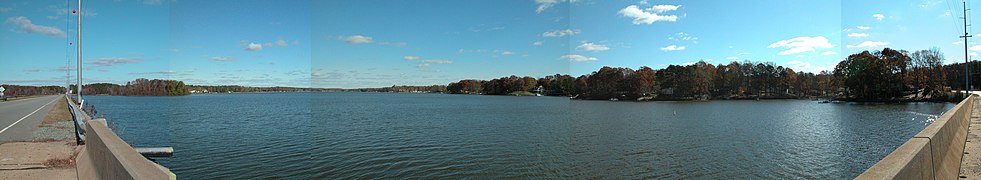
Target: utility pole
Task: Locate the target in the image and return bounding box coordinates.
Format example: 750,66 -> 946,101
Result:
65,0 -> 70,95
962,1 -> 972,94
76,0 -> 82,106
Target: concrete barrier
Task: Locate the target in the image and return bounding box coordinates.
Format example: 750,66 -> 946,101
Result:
856,95 -> 975,179
76,119 -> 175,180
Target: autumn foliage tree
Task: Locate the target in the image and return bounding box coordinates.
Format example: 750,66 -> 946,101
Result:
444,47 -> 962,102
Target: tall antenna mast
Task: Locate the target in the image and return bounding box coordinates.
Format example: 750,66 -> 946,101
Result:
76,0 -> 82,105
962,1 -> 972,94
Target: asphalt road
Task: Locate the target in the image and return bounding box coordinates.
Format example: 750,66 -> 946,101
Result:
0,95 -> 61,142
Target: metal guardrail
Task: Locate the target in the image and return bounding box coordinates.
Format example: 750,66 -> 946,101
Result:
66,94 -> 88,145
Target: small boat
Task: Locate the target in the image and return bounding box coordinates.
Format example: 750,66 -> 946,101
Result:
819,100 -> 830,103
609,98 -> 619,101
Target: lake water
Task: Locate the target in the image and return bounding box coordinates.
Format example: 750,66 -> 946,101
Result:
84,92 -> 954,179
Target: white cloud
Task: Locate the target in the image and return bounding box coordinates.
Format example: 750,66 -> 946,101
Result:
535,0 -> 573,14
412,58 -> 451,70
842,28 -> 853,32
245,43 -> 263,51
668,32 -> 697,42
275,39 -> 288,47
846,41 -> 889,48
767,36 -> 835,55
458,49 -> 487,53
873,14 -> 885,21
660,45 -> 686,51
542,29 -> 580,37
0,7 -> 11,13
143,0 -> 162,5
208,56 -> 236,61
492,50 -> 515,56
87,57 -> 141,66
130,70 -> 177,75
618,5 -> 680,24
954,41 -> 964,45
533,41 -> 543,46
856,26 -> 871,30
726,57 -> 739,60
561,54 -> 598,62
649,5 -> 681,13
339,35 -> 373,44
422,59 -> 453,64
379,42 -> 407,47
969,45 -> 981,51
847,33 -> 869,38
403,56 -> 420,61
972,52 -> 979,56
787,60 -> 812,69
5,16 -> 66,38
920,0 -> 942,8
577,42 -> 610,51
820,51 -> 838,56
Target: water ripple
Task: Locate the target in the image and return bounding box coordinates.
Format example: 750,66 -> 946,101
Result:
83,93 -> 955,179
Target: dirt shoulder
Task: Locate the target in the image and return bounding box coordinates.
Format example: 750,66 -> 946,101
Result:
0,96 -> 80,180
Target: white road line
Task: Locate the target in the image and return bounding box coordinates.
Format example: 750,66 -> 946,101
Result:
0,97 -> 59,135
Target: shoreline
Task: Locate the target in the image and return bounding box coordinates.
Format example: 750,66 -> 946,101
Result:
81,92 -> 960,104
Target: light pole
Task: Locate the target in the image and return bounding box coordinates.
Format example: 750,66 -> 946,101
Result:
76,0 -> 82,106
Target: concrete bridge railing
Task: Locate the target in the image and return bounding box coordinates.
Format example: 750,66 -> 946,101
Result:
76,118 -> 176,179
856,95 -> 976,179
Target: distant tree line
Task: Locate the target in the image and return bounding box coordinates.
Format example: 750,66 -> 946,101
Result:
350,85 -> 447,93
0,85 -> 66,97
71,78 -> 190,96
185,85 -> 447,93
187,85 -> 347,93
185,85 -> 324,93
447,47 -> 969,102
448,61 -> 835,100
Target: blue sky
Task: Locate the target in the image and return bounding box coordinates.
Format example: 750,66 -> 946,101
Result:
1,0 -> 979,88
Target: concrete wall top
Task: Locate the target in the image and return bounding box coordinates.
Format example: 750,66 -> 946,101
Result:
857,95 -> 975,180
83,119 -> 175,180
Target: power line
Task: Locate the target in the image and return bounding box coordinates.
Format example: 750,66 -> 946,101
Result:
950,0 -> 965,34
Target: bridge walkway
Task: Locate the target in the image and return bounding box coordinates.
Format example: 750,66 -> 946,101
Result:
961,98 -> 981,179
